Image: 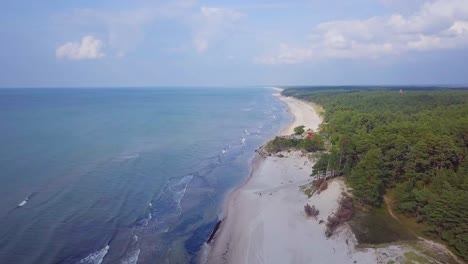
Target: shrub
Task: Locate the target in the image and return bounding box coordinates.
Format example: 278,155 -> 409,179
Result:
304,204 -> 319,218
313,178 -> 325,188
294,125 -> 305,135
298,136 -> 325,152
325,195 -> 354,237
312,178 -> 329,194
318,181 -> 328,193
264,137 -> 299,153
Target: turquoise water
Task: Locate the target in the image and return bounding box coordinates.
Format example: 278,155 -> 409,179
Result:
0,88 -> 289,263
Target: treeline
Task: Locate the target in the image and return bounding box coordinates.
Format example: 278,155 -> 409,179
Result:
283,88 -> 468,260
265,134 -> 325,153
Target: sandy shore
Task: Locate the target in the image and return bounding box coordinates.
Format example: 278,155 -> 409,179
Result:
204,89 -> 450,264
269,87 -> 322,135
276,97 -> 322,136
205,90 -> 376,264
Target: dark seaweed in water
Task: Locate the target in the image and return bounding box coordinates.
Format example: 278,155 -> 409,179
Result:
349,206 -> 416,245
207,220 -> 222,244
185,221 -> 218,262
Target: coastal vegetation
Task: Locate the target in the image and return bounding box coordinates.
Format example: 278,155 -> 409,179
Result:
304,204 -> 319,219
312,177 -> 328,194
264,132 -> 325,153
283,87 -> 468,260
325,195 -> 354,238
294,125 -> 306,135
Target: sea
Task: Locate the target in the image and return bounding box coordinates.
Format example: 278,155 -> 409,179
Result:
0,87 -> 290,264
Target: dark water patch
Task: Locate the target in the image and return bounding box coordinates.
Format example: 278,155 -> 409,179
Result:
185,221 -> 218,258
349,205 -> 416,245
170,214 -> 204,236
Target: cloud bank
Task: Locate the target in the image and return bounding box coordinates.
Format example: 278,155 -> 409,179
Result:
192,7 -> 245,52
56,35 -> 105,60
256,0 -> 468,64
59,2 -> 245,58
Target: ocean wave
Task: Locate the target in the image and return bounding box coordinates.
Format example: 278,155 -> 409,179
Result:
173,176 -> 193,210
17,199 -> 28,207
221,144 -> 232,154
241,137 -> 246,145
134,175 -> 194,230
198,243 -> 211,264
119,235 -> 140,264
120,248 -> 140,264
16,192 -> 37,208
114,153 -> 140,162
78,245 -> 109,264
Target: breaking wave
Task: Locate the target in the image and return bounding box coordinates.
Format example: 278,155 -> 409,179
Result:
77,245 -> 109,264
119,235 -> 140,264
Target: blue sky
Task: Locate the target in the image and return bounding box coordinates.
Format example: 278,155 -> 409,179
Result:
1,0 -> 468,87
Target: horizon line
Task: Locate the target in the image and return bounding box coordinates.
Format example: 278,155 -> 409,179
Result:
2,84 -> 468,89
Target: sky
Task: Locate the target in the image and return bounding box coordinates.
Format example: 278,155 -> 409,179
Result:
1,0 -> 468,87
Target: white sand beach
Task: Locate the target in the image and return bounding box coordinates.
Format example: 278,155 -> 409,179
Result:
204,89 -> 454,264
206,150 -> 379,264
205,91 -> 377,264
270,87 -> 322,135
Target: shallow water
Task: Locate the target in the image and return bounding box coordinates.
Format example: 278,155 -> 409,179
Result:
0,87 -> 290,263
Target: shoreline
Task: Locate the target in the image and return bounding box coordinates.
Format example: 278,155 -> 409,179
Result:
271,87 -> 321,136
203,90 -> 363,264
204,89 -> 354,263
202,88 -> 457,264
203,90 -> 373,263
205,88 -> 311,223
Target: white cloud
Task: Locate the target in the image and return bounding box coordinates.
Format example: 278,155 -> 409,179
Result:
59,3 -> 244,55
60,8 -> 162,58
450,20 -> 468,35
56,35 -> 105,60
254,44 -> 313,64
256,0 -> 468,64
192,7 -> 245,52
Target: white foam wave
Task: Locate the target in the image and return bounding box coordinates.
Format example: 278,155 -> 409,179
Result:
120,248 -> 140,264
115,153 -> 140,162
244,129 -> 250,135
241,137 -> 246,145
173,175 -> 193,210
78,245 -> 110,264
17,199 -> 28,207
147,211 -> 152,222
221,150 -> 226,154
198,243 -> 211,264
